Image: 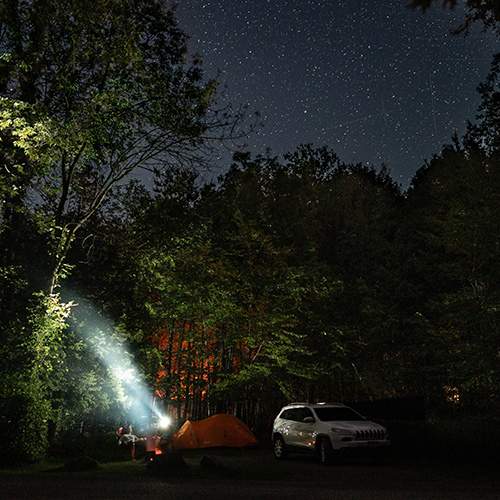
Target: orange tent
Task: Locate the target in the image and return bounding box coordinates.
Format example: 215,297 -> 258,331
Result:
171,414 -> 259,450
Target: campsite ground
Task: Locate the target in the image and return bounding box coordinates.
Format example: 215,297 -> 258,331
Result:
1,447 -> 500,500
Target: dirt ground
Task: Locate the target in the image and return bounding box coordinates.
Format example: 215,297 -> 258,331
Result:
1,448 -> 499,500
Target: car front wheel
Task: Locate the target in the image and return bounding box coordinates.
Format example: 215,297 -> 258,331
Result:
273,435 -> 288,460
319,437 -> 334,465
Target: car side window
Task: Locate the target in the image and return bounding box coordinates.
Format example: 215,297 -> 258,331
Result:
280,408 -> 305,421
298,408 -> 314,422
280,409 -> 294,421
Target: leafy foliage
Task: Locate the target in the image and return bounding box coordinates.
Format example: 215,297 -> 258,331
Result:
0,293 -> 72,463
403,143 -> 500,411
0,0 -> 242,293
0,0 -> 238,463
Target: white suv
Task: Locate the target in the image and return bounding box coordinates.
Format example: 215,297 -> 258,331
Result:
272,402 -> 390,464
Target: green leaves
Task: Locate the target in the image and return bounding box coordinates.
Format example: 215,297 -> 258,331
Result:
84,147 -> 406,410
401,142 -> 500,411
0,0 -> 239,294
0,292 -> 77,462
0,98 -> 50,160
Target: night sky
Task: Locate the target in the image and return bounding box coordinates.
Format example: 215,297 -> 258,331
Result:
175,1 -> 498,188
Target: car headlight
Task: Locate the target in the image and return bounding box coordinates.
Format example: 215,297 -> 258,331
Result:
331,428 -> 355,435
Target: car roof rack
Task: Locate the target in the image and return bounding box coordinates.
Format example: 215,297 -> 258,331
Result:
288,402 -> 345,407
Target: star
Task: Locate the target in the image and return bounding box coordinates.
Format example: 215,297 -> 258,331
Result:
176,0 -> 499,187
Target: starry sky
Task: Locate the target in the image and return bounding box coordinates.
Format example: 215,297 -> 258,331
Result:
175,1 -> 499,187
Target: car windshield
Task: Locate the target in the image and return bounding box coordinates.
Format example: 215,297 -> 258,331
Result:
314,407 -> 365,422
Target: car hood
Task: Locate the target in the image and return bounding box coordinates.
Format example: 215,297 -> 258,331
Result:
326,421 -> 385,431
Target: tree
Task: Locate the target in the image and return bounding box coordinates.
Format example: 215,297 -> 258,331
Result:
408,0 -> 500,36
200,147 -> 405,404
0,0 -> 246,293
0,293 -> 73,463
464,53 -> 500,156
400,143 -> 500,412
0,0 -> 250,461
71,150 -> 340,418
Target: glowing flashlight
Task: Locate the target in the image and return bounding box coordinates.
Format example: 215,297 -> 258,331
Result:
159,415 -> 171,428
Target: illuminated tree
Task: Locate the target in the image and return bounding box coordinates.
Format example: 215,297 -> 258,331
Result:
0,0 -> 249,461
0,0 -> 246,293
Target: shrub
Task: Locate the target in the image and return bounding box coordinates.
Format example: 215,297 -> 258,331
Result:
0,376 -> 51,465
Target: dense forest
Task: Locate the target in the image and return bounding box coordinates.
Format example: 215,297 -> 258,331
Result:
1,0 -> 500,463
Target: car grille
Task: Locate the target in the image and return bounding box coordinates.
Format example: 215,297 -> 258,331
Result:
355,429 -> 386,441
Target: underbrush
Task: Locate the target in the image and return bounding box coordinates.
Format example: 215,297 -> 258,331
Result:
48,431 -> 123,463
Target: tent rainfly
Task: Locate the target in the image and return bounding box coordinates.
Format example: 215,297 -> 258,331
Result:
171,414 -> 259,450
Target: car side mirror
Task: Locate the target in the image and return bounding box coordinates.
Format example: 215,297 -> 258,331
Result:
303,416 -> 315,423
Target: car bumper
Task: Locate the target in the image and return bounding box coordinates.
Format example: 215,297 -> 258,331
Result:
335,441 -> 391,455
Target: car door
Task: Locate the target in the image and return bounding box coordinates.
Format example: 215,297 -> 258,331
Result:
276,408 -> 298,444
293,408 -> 316,449
280,408 -> 299,447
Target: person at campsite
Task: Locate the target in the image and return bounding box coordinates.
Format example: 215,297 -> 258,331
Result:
118,425 -> 140,459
